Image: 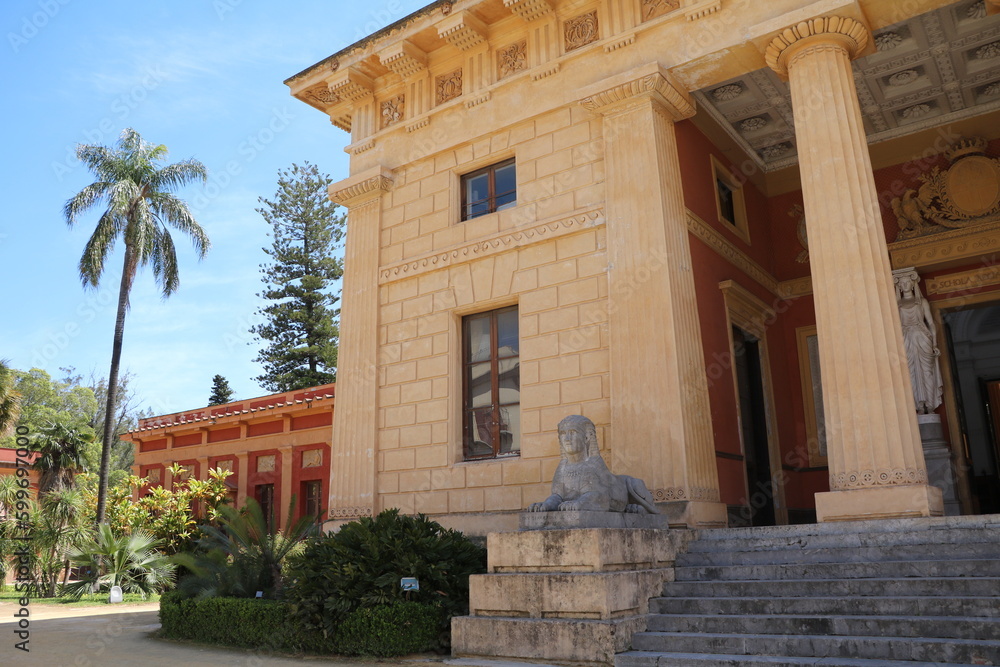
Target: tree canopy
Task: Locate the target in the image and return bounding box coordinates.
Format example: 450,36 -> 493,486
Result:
250,162 -> 344,393
64,127 -> 209,524
208,374 -> 235,405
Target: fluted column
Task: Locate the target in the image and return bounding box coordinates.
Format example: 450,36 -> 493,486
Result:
580,64 -> 727,528
327,166 -> 393,523
764,17 -> 943,521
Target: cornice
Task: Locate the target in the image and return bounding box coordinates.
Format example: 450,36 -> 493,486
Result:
329,166 -> 395,208
889,219 -> 1000,270
579,64 -> 695,121
379,208 -> 605,283
685,210 -> 779,295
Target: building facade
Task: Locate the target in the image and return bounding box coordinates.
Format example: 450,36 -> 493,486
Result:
283,0 -> 1000,533
122,385 -> 335,528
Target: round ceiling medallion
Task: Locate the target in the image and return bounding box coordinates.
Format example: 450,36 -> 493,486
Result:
945,156 -> 1000,216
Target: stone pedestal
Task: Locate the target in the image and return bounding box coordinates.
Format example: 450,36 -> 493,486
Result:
917,414 -> 961,516
451,526 -> 692,664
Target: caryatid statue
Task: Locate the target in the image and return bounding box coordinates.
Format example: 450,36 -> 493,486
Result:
893,268 -> 943,414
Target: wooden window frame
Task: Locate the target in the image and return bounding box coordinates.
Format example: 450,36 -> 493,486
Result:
460,158 -> 516,221
302,479 -> 323,523
462,305 -> 520,461
256,483 -> 275,531
710,154 -> 750,244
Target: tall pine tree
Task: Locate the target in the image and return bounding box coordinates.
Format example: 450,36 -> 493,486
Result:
251,163 -> 344,393
208,375 -> 235,405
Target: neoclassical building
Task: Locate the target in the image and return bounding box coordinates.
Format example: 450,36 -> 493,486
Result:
284,0 -> 1000,532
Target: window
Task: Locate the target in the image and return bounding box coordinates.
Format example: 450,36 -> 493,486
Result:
463,306 -> 520,459
303,480 -> 323,522
256,483 -> 275,531
461,158 -> 516,221
710,155 -> 749,243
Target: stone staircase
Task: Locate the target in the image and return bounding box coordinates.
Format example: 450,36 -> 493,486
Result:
618,515 -> 1000,667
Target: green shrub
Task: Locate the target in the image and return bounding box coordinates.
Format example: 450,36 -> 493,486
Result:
336,602 -> 442,657
285,509 -> 486,643
159,590 -> 308,651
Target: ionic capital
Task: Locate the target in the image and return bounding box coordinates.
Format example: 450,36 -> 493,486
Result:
579,63 -> 694,121
764,16 -> 870,77
329,166 -> 394,208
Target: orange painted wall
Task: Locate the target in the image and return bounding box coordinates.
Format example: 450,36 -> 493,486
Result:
123,384 -> 335,529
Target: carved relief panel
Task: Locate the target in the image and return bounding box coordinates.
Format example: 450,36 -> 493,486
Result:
891,138 -> 1000,240
564,12 -> 599,52
498,40 -> 528,79
437,68 -> 463,104
381,95 -> 405,128
642,0 -> 680,21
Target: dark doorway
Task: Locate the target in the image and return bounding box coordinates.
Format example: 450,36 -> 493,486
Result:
943,303 -> 1000,514
733,326 -> 776,526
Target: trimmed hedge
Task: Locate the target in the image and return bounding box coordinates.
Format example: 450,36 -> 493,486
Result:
337,602 -> 443,657
159,591 -> 305,651
159,592 -> 441,657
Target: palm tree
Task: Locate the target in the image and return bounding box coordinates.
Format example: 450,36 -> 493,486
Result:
64,128 -> 209,525
65,524 -> 176,599
0,359 -> 22,437
33,422 -> 89,495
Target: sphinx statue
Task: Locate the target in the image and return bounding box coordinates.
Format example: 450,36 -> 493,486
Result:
528,415 -> 659,514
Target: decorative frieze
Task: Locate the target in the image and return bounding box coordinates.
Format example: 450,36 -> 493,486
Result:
642,0 -> 680,22
406,117 -> 430,133
926,265 -> 1000,294
652,486 -> 721,502
379,40 -> 428,78
531,62 -> 560,81
305,83 -> 340,107
685,210 -> 780,295
330,506 -> 374,520
889,219 -> 1000,269
379,208 -> 605,283
437,11 -> 487,51
832,467 -> 928,490
604,33 -> 636,53
437,68 -> 463,104
381,95 -> 405,128
564,12 -> 599,52
503,0 -> 553,22
498,40 -> 528,79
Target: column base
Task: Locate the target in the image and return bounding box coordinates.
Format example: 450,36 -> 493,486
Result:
815,484 -> 944,522
659,500 -> 729,528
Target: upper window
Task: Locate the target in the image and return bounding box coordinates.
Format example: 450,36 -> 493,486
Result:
463,306 -> 520,460
461,158 -> 516,221
711,155 -> 749,244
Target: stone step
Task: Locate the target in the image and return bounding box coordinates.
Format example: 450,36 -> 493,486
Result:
652,595 -> 1000,618
662,576 -> 1000,598
646,612 -> 1000,640
692,514 -> 1000,543
685,526 -> 1000,554
629,631 -> 1000,664
674,558 -> 1000,581
677,541 -> 1000,566
616,650 -> 978,667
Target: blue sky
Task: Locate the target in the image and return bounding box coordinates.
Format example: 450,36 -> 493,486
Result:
1,0 -> 428,415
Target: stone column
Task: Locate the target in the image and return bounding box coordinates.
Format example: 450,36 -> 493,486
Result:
327,166 -> 393,523
580,64 -> 727,528
763,17 -> 943,521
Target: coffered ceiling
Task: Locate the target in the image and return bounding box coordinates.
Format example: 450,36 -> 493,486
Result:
694,0 -> 1000,171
